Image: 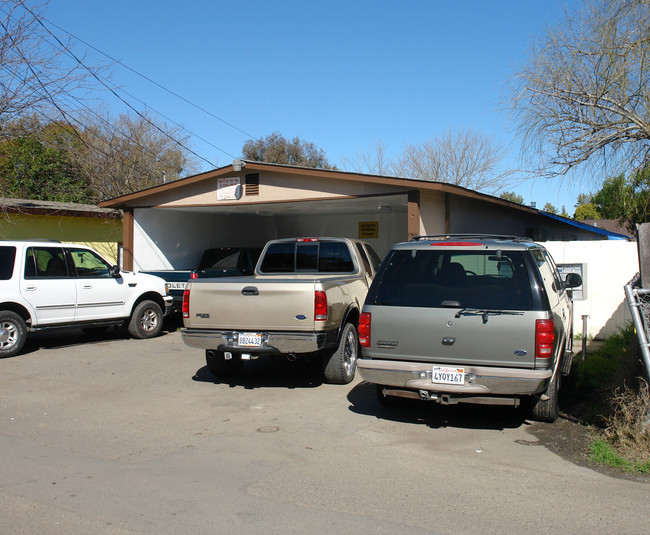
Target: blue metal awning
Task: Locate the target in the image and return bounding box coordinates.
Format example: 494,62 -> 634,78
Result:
540,212 -> 632,240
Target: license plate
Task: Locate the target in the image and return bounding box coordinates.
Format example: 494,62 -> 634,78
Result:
432,366 -> 465,385
168,282 -> 186,290
238,333 -> 262,347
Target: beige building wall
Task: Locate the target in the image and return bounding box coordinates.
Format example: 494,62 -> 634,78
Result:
419,191 -> 447,236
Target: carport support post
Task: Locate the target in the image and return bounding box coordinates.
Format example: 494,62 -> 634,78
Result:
122,209 -> 134,271
408,190 -> 420,241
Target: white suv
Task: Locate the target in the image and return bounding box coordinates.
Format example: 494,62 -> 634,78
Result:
0,240 -> 173,357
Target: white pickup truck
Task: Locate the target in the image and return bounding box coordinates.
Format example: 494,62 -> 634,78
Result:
0,240 -> 173,358
181,237 -> 382,383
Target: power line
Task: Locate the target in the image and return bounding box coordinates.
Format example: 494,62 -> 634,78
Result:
40,14 -> 261,143
18,1 -> 220,168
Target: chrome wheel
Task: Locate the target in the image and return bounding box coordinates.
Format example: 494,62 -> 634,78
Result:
343,327 -> 358,376
128,300 -> 163,339
0,311 -> 27,358
0,321 -> 18,349
139,307 -> 159,332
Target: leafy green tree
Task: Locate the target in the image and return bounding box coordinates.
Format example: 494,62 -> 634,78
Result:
560,206 -> 569,218
574,203 -> 601,221
543,202 -> 558,214
575,193 -> 594,207
592,168 -> 650,231
0,120 -> 91,202
242,132 -> 337,170
499,191 -> 524,204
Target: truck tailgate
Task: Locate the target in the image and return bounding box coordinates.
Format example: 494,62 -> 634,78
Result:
186,278 -> 318,331
365,304 -> 542,369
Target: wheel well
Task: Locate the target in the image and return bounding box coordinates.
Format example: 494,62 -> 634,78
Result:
0,302 -> 32,325
131,292 -> 164,315
337,306 -> 360,343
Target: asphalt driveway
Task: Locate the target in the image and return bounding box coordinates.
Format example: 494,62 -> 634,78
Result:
1,327 -> 648,534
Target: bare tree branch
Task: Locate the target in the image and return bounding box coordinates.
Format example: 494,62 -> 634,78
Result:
0,0 -> 105,137
510,0 -> 650,178
392,129 -> 512,193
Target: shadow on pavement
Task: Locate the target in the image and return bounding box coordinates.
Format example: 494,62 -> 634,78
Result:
192,356 -> 324,390
13,324 -> 175,358
347,380 -> 529,431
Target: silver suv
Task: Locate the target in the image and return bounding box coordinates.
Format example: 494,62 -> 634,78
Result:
357,235 -> 582,422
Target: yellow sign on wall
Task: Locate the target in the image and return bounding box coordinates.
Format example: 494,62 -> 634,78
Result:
359,221 -> 379,239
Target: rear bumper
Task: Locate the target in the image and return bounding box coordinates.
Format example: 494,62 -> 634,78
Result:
357,358 -> 552,396
181,328 -> 329,354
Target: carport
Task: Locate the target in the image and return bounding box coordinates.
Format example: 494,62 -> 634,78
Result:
99,160 -> 619,272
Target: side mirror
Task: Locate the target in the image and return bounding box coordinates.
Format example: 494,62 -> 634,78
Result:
110,265 -> 121,278
563,273 -> 582,288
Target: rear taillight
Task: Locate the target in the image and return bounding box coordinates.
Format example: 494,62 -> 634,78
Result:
190,271 -> 198,279
315,291 -> 328,321
535,319 -> 555,359
359,312 -> 371,348
182,289 -> 190,319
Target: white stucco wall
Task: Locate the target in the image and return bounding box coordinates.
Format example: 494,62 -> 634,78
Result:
273,211 -> 406,258
133,209 -> 274,270
545,241 -> 638,339
132,206 -> 407,271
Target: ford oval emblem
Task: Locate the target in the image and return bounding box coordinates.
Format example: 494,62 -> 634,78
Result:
514,350 -> 527,357
295,315 -> 307,320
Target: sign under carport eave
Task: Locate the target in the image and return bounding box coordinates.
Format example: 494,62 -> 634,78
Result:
359,221 -> 379,239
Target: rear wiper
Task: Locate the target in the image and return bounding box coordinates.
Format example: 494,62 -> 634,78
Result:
454,308 -> 524,324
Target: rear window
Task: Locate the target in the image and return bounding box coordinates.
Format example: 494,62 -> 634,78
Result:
260,241 -> 355,273
0,246 -> 16,280
369,249 -> 533,310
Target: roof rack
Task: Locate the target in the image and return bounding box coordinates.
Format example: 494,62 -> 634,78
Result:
411,234 -> 528,242
0,238 -> 62,243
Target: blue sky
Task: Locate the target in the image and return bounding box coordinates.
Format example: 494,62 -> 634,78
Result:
44,0 -> 590,212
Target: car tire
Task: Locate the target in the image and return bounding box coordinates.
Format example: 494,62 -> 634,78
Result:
322,322 -> 358,384
205,350 -> 243,377
128,300 -> 163,339
0,310 -> 28,358
530,372 -> 560,423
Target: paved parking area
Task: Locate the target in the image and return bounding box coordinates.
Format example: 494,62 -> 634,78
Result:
1,327 -> 648,534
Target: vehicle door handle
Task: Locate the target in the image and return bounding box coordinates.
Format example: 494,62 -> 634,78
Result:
241,286 -> 259,296
83,284 -> 93,289
24,286 -> 37,291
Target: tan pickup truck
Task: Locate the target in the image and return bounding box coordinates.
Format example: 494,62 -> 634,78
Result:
181,237 -> 382,383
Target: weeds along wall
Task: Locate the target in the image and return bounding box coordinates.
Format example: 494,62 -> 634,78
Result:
545,241 -> 638,339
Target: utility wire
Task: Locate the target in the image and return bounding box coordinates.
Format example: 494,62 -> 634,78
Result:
1,57 -> 172,186
18,2 -> 220,168
41,15 -> 261,143
0,15 -> 163,198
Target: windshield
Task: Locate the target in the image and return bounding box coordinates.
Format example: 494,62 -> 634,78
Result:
370,249 -> 533,310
